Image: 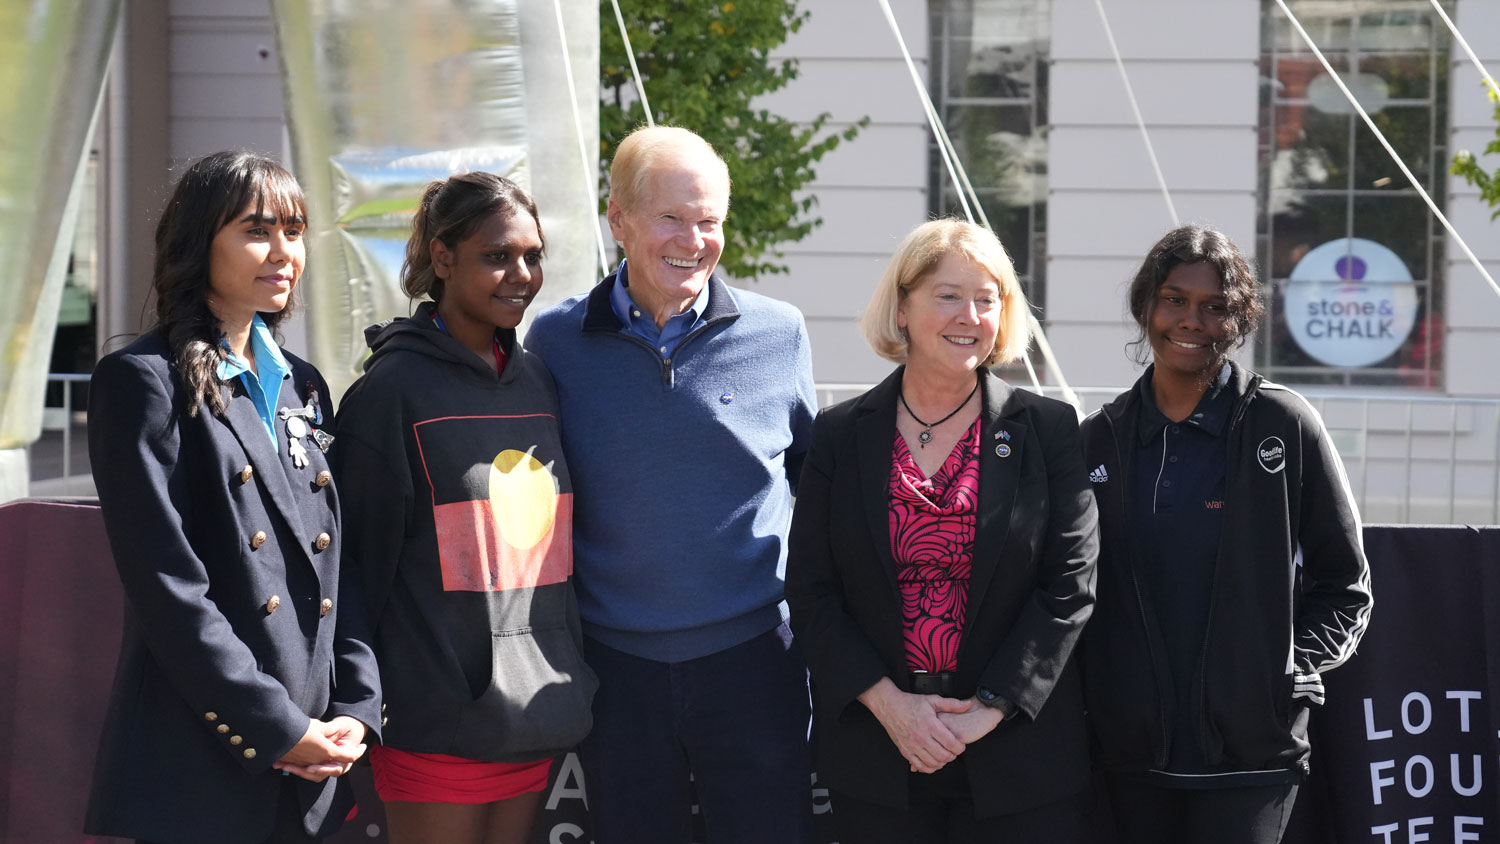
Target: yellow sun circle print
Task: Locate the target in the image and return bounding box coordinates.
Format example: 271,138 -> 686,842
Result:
487,448 -> 558,550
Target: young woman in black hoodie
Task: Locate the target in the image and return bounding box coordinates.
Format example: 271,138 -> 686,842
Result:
332,173 -> 596,844
1079,225 -> 1371,844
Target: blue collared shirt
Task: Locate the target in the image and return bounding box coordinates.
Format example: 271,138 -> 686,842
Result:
215,314 -> 292,449
608,259 -> 710,359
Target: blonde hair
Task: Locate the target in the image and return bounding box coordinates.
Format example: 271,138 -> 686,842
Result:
610,125 -> 731,213
861,219 -> 1032,366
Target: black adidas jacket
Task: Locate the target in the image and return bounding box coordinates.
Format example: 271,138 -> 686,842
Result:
1079,362 -> 1371,777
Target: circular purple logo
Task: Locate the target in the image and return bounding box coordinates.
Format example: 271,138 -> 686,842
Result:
1334,255 -> 1367,282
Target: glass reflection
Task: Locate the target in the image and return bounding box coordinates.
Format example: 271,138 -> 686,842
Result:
1256,0 -> 1451,388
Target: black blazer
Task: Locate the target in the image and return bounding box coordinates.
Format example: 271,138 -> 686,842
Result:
83,331 -> 382,844
786,367 -> 1098,818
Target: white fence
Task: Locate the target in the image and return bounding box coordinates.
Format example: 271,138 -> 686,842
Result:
816,384 -> 1500,526
32,375 -> 1500,525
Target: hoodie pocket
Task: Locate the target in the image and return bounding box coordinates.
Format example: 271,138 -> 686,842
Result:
1206,669 -> 1303,768
452,625 -> 599,759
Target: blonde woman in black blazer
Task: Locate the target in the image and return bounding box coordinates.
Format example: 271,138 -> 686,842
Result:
84,152 -> 382,844
786,220 -> 1098,842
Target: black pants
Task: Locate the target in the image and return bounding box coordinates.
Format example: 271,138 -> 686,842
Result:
1105,777 -> 1299,844
578,624 -> 814,844
830,760 -> 1084,844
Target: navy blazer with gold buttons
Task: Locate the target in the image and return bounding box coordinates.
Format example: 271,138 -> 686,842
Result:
786,366 -> 1098,819
83,330 -> 382,844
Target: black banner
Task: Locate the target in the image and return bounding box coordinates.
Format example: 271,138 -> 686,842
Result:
1285,525 -> 1500,844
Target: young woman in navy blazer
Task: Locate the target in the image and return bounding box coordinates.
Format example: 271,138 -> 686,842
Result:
84,151 -> 382,844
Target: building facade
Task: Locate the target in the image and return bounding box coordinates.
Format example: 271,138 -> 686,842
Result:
56,0 -> 1500,521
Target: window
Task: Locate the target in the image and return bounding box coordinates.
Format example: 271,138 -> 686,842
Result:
1257,0 -> 1451,388
928,0 -> 1050,312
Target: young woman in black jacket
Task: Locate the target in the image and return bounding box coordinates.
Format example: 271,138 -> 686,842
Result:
1079,225 -> 1372,844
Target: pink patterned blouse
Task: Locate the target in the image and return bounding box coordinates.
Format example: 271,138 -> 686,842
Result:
888,417 -> 981,674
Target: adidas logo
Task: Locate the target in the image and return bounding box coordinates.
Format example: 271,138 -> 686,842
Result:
1089,464 -> 1108,484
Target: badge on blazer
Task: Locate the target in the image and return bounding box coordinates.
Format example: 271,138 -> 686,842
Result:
279,402 -> 319,467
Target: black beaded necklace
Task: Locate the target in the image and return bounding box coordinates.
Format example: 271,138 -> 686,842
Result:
898,379 -> 979,448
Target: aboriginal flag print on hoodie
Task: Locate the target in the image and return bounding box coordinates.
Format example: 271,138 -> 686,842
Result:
415,413 -> 572,594
332,302 -> 596,763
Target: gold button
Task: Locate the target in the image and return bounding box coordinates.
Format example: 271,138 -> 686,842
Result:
204,712 -> 218,722
313,532 -> 331,551
265,595 -> 281,613
230,735 -> 243,746
315,470 -> 332,488
250,531 -> 267,550
381,716 -> 388,727
319,598 -> 334,616
243,748 -> 256,760
239,464 -> 254,483
217,724 -> 229,734
381,704 -> 387,712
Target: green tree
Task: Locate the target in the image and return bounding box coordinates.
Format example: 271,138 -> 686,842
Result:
600,0 -> 867,279
1452,88 -> 1500,219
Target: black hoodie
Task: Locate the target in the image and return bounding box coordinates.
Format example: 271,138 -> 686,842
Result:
331,302 -> 596,762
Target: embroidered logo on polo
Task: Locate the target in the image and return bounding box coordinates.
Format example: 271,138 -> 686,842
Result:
413,414 -> 573,592
1257,436 -> 1287,474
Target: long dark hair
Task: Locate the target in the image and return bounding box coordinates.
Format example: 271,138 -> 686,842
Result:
1126,224 -> 1265,365
152,150 -> 307,417
402,172 -> 544,303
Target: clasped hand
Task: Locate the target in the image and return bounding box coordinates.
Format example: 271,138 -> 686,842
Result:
272,716 -> 368,783
859,677 -> 1004,774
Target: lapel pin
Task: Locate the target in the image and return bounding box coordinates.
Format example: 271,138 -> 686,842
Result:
280,405 -> 313,468
312,429 -> 335,454
996,443 -> 1012,458
306,384 -> 324,424
720,391 -> 735,405
995,429 -> 1011,441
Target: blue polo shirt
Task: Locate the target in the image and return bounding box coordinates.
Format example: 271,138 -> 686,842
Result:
215,315 -> 292,449
608,259 -> 710,359
1133,362 -> 1232,778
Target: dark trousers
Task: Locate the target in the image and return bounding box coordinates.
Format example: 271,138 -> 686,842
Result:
1105,777 -> 1299,844
139,776 -> 320,844
579,622 -> 814,844
830,760 -> 1084,844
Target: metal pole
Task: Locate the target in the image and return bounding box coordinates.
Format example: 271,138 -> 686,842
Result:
62,379 -> 72,493
1403,401 -> 1414,523
1447,402 -> 1458,523
1492,402 -> 1500,525
1359,399 -> 1370,515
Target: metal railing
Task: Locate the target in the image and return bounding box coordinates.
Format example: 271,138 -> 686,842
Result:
30,373 -> 92,495
32,375 -> 1500,525
817,383 -> 1500,526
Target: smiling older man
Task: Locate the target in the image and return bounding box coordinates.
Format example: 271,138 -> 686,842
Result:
527,126 -> 817,842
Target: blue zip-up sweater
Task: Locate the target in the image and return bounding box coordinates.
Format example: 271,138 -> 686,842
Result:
527,272 -> 817,662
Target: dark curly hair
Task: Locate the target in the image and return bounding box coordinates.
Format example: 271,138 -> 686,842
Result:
152,150 -> 307,417
1126,224 -> 1264,365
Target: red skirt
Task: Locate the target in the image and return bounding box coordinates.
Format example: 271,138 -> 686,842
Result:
370,745 -> 553,805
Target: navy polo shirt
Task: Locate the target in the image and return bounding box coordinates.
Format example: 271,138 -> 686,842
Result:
1133,362 -> 1232,778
